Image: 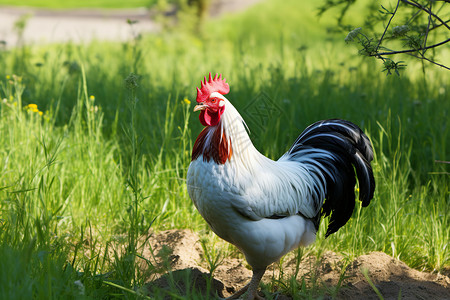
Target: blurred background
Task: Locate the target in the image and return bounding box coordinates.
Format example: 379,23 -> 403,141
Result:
0,0 -> 448,299
0,0 -> 264,45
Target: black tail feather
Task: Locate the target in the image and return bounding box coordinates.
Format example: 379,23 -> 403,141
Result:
288,119 -> 375,237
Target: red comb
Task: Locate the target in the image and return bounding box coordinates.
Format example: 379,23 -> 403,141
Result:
196,73 -> 230,103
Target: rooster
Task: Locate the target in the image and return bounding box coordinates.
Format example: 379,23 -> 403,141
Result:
187,73 -> 375,299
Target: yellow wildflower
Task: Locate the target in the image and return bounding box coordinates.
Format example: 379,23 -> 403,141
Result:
183,98 -> 191,105
27,104 -> 38,110
6,75 -> 10,80
89,95 -> 95,101
38,111 -> 43,116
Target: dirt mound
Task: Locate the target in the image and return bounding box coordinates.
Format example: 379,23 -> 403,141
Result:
338,252 -> 450,300
144,229 -> 206,272
143,229 -> 450,299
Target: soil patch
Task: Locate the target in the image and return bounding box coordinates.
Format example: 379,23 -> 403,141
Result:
144,229 -> 450,299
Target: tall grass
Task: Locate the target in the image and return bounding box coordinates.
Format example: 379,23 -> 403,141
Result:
0,0 -> 448,298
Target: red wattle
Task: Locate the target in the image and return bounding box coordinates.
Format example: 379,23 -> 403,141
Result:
199,107 -> 224,126
199,111 -> 209,126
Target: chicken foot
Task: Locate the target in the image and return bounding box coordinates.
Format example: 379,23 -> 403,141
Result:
226,267 -> 266,300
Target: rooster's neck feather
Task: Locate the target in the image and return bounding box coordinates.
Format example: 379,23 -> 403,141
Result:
192,98 -> 261,166
192,125 -> 232,164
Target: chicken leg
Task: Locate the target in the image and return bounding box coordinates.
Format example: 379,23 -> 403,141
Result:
226,267 -> 266,300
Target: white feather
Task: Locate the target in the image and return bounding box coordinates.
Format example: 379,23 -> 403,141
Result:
187,95 -> 322,267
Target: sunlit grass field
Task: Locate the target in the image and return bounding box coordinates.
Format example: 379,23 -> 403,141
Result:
0,0 -> 449,298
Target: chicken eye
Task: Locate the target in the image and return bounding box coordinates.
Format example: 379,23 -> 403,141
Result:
211,98 -> 217,103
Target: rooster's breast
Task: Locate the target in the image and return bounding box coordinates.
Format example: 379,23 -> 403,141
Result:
187,158 -> 242,241
187,156 -> 317,269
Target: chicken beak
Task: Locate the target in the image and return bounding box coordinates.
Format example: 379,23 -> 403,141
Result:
193,103 -> 208,112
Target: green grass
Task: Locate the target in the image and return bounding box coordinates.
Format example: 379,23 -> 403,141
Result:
0,0 -> 449,298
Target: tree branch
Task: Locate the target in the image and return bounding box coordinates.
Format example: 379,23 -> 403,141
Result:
408,53 -> 450,71
372,38 -> 450,56
376,0 -> 401,51
401,0 -> 450,30
422,1 -> 432,56
428,19 -> 450,32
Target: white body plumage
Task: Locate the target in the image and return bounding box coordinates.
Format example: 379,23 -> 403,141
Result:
187,158 -> 317,269
187,75 -> 374,299
187,95 -> 319,269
